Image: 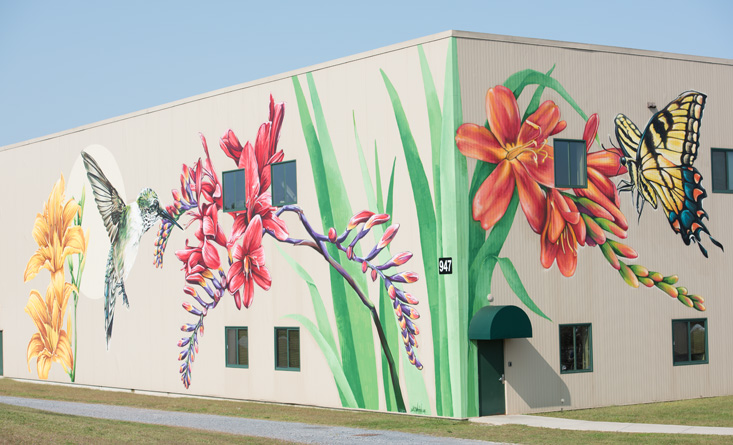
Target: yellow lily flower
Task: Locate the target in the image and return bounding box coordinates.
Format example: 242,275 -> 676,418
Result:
25,281 -> 75,379
24,175 -> 86,301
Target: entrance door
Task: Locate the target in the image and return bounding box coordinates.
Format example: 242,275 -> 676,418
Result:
478,340 -> 505,416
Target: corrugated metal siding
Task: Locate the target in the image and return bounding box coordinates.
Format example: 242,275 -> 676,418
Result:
457,36 -> 733,414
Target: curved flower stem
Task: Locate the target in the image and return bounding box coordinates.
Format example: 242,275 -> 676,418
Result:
275,205 -> 407,413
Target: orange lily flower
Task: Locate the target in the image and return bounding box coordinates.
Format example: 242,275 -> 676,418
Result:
456,85 -> 566,233
24,175 -> 86,292
541,189 -> 586,277
25,282 -> 75,379
574,113 -> 629,230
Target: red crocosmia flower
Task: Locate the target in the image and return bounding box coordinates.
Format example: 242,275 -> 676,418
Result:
541,189 -> 586,277
194,203 -> 227,269
218,96 -> 285,195
175,241 -> 207,284
227,141 -> 288,244
220,129 -> 244,164
227,215 -> 271,309
574,114 -> 629,230
253,96 -> 285,193
456,85 -> 567,233
197,134 -> 223,209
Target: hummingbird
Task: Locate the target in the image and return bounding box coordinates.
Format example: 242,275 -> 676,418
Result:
82,152 -> 182,349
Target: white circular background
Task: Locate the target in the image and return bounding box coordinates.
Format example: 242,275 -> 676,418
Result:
66,145 -> 127,300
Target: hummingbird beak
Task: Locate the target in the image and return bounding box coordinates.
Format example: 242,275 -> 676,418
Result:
158,207 -> 183,230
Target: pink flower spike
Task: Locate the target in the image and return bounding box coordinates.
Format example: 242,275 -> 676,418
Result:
364,213 -> 390,229
378,224 -> 399,249
347,210 -> 375,230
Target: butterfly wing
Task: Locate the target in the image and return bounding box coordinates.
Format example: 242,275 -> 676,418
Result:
81,151 -> 126,244
614,113 -> 643,160
636,91 -> 722,256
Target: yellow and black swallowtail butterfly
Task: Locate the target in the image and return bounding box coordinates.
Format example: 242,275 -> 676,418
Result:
615,91 -> 723,257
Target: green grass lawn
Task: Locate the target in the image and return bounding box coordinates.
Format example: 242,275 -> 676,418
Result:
0,378 -> 731,444
538,395 -> 733,427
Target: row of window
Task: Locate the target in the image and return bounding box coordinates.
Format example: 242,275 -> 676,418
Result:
554,142 -> 733,192
223,160 -> 297,212
226,327 -> 301,371
560,319 -> 708,374
220,147 -> 733,209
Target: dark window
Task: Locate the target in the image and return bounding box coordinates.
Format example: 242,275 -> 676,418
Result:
275,327 -> 300,371
554,139 -> 587,188
225,327 -> 248,368
222,169 -> 247,212
560,324 -> 592,373
711,148 -> 733,193
271,160 -> 297,206
673,319 -> 708,365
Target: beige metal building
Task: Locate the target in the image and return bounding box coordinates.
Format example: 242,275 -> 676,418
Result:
1,31 -> 732,418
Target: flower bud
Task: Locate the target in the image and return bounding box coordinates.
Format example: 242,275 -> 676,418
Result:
618,262 -> 639,288
365,213 -> 390,229
328,228 -> 337,242
628,265 -> 649,277
677,294 -> 693,308
607,240 -> 637,259
378,224 -> 399,249
347,210 -> 375,230
600,242 -> 619,269
649,272 -> 663,282
663,275 -> 679,285
595,218 -> 627,239
656,282 -> 678,298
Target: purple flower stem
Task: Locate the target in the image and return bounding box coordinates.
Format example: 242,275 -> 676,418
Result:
273,205 -> 407,413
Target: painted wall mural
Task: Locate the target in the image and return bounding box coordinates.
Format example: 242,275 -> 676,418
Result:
614,91 -> 723,257
152,96 -> 424,413
23,175 -> 87,381
82,152 -> 182,348
20,38 -> 721,419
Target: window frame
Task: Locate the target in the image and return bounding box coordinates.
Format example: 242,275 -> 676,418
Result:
553,138 -> 588,189
222,168 -> 247,213
225,326 -> 249,369
559,323 -> 593,374
710,148 -> 733,194
270,160 -> 298,207
672,318 -> 709,366
274,327 -> 300,371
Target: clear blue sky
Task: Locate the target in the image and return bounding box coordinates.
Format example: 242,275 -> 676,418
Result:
1,0 -> 731,148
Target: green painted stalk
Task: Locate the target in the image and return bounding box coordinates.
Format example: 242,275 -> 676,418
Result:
353,117 -> 398,411
292,76 -> 371,408
381,69 -> 446,414
284,314 -> 358,408
437,38 -> 468,417
418,44 -> 443,255
504,68 -> 588,121
306,75 -> 379,410
498,257 -> 551,321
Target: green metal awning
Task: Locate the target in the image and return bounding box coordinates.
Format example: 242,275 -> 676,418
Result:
468,305 -> 532,340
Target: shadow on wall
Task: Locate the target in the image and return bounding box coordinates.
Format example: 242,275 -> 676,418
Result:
508,338 -> 570,410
